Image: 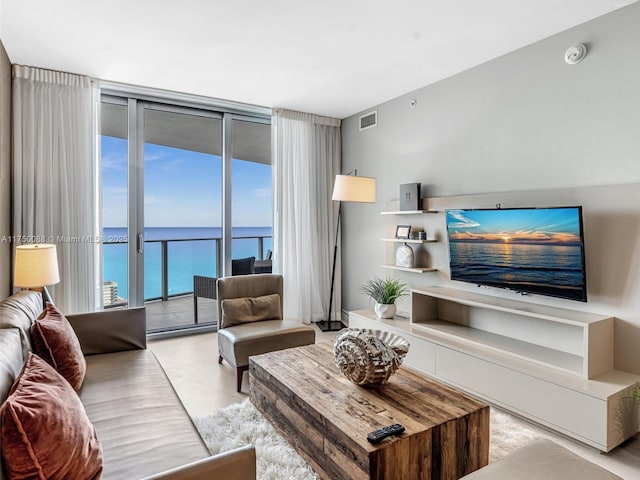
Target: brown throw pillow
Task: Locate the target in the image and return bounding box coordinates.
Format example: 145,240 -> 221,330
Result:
0,352 -> 103,480
30,302 -> 86,391
221,293 -> 282,328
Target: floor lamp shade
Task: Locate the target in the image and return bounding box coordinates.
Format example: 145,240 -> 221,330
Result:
14,244 -> 60,288
332,175 -> 376,203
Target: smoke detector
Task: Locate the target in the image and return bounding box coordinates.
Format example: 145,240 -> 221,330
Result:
564,44 -> 587,65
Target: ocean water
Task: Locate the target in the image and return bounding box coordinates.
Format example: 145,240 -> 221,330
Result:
103,227 -> 272,301
449,242 -> 585,300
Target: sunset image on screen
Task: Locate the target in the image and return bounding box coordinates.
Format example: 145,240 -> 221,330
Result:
446,207 -> 587,301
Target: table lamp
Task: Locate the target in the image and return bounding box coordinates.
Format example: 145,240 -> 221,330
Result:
14,244 -> 60,307
317,171 -> 376,332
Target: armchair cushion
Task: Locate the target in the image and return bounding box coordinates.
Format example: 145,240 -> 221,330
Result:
218,320 -> 315,367
220,293 -> 282,328
30,302 -> 86,391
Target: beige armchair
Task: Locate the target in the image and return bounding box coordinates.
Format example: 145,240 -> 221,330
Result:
216,274 -> 316,392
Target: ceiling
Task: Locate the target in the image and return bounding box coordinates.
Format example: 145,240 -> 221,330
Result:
0,0 -> 636,119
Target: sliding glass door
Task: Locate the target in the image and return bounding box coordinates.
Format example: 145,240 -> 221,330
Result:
231,119 -> 272,270
100,94 -> 271,332
141,105 -> 223,332
101,98 -> 130,309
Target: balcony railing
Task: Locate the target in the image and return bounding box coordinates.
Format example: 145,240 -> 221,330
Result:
103,235 -> 272,305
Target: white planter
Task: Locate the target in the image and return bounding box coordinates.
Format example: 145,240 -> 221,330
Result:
374,303 -> 396,319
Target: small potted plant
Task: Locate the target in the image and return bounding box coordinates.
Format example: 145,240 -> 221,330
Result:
360,276 -> 408,319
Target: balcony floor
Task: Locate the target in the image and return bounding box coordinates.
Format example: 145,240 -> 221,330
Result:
145,295 -> 218,332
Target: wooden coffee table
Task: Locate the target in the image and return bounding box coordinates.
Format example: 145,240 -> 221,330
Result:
249,343 -> 489,480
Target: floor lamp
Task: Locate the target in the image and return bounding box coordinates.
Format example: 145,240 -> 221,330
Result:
14,244 -> 60,308
317,171 -> 376,332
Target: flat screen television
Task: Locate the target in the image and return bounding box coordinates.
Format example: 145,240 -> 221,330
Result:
445,206 -> 587,302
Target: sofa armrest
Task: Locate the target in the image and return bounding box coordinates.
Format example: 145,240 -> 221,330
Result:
66,307 -> 146,355
140,445 -> 256,480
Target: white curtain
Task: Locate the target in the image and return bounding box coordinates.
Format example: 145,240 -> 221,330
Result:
13,65 -> 99,314
272,109 -> 341,323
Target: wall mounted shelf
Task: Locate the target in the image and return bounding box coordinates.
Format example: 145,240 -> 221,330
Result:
380,210 -> 438,215
380,203 -> 440,272
381,264 -> 437,273
380,238 -> 438,244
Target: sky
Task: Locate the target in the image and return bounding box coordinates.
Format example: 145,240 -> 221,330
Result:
101,136 -> 273,228
446,208 -> 582,245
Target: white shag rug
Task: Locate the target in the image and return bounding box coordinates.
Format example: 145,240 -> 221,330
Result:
193,399 -> 319,480
193,398 -> 542,480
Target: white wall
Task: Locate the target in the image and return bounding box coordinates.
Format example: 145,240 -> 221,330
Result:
341,2 -> 640,373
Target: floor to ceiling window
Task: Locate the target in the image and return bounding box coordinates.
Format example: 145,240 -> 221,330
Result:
231,119 -> 272,267
99,90 -> 271,333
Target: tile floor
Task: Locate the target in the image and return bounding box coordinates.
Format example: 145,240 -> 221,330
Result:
149,328 -> 338,417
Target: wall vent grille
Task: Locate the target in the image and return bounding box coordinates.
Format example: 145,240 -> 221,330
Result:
359,110 -> 377,131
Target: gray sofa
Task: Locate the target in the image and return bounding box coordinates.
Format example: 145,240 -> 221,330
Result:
0,291 -> 256,480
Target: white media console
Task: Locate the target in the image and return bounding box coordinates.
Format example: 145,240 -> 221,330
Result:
349,286 -> 640,451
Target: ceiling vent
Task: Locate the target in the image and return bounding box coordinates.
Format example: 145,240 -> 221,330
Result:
359,110 -> 377,131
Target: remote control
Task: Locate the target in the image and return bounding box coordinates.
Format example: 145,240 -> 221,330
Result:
367,424 -> 405,444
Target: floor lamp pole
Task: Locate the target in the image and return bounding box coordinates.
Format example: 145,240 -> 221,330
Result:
317,202 -> 345,332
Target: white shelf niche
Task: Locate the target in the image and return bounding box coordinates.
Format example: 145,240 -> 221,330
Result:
411,286 -> 614,379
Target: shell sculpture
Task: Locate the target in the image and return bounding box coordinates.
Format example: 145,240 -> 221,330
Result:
333,329 -> 410,387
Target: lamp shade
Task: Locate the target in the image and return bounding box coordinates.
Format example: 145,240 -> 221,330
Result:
332,175 -> 376,203
14,244 -> 60,288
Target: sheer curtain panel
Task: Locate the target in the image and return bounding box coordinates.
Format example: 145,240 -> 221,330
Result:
272,109 -> 340,324
13,65 -> 99,313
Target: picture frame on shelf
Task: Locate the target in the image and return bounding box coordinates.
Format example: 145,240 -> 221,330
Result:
395,225 -> 411,239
